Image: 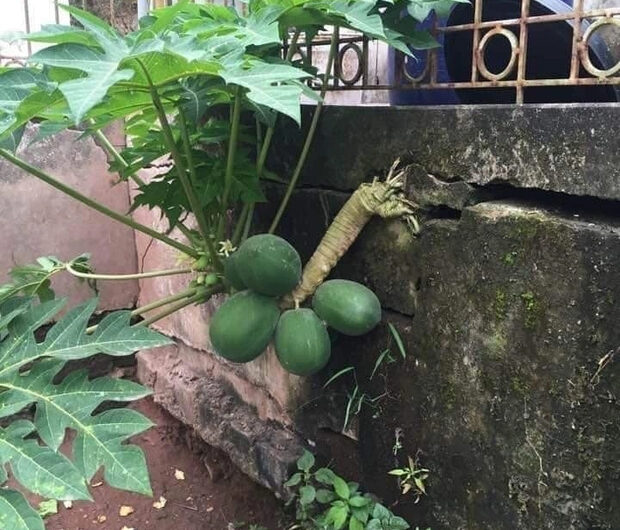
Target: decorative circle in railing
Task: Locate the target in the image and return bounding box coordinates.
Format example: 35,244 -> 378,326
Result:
336,43 -> 364,85
580,17 -> 620,78
476,27 -> 520,81
402,51 -> 430,84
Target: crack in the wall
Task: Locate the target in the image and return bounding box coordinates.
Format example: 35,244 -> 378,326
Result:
471,182 -> 620,224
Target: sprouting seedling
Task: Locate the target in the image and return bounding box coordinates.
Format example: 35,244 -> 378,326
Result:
389,455 -> 430,503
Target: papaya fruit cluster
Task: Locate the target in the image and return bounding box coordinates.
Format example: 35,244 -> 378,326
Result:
209,234 -> 381,376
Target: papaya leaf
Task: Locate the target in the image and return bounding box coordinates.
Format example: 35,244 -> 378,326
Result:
332,0 -> 386,39
407,0 -> 470,21
0,360 -> 150,451
0,420 -> 90,501
0,256 -> 65,304
11,24 -> 101,48
0,489 -> 45,530
72,408 -> 153,495
0,293 -> 169,497
0,297 -> 31,332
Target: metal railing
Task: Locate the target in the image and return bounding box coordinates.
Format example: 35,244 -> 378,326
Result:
2,1 -> 619,104
302,0 -> 620,103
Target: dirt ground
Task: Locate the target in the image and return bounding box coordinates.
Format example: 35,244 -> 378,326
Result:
41,397 -> 290,530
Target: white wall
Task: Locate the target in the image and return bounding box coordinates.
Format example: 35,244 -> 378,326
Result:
0,0 -> 69,61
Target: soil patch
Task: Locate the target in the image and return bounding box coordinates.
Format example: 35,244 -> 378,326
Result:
40,397 -> 290,530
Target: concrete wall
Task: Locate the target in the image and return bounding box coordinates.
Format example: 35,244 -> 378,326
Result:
0,125 -> 139,311
138,103 -> 620,529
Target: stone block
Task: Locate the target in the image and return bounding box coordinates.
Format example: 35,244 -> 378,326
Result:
137,342 -> 306,496
272,105 -> 620,200
337,201 -> 620,529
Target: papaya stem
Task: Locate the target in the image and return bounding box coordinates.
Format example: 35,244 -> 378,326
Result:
137,59 -> 220,270
65,263 -> 192,281
85,287 -> 200,334
178,110 -> 221,269
91,125 -> 146,187
136,284 -> 223,328
131,287 -> 198,317
268,27 -> 339,235
217,86 -> 243,241
239,30 -> 301,242
0,148 -> 199,258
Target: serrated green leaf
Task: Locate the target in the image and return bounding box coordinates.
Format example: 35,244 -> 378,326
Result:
0,297 -> 31,332
372,503 -> 392,520
316,488 -> 336,503
315,467 -> 337,485
296,449 -> 315,472
30,43 -> 134,123
33,299 -> 171,363
0,290 -> 168,497
332,0 -> 386,39
221,62 -> 308,124
72,408 -> 153,495
0,420 -> 90,501
0,489 -> 44,530
407,0 -> 470,21
299,484 -> 316,505
0,258 -> 65,305
349,515 -> 365,530
349,495 -> 371,507
284,471 -> 303,487
333,475 -> 351,500
19,24 -> 100,48
0,359 -> 150,450
0,299 -> 65,378
325,504 -> 349,529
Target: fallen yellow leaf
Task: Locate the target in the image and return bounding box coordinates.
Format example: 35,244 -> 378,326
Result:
174,468 -> 185,480
152,496 -> 167,510
119,505 -> 135,517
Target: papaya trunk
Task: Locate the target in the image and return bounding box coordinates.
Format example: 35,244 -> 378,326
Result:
284,161 -> 420,307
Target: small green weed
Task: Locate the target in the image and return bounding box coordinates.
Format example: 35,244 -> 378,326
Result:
285,451 -> 411,530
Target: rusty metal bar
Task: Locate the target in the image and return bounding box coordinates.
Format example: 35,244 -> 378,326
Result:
516,0 -> 531,103
323,76 -> 620,91
470,0 -> 483,83
439,7 -> 620,32
570,0 -> 585,80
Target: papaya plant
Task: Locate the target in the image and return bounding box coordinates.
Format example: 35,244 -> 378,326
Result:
0,0 -> 462,526
0,265 -> 170,528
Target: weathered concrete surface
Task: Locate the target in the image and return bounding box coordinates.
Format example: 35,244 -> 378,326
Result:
272,104 -> 620,200
326,202 -> 619,530
0,125 -> 138,310
137,342 -> 305,497
132,104 -> 620,530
